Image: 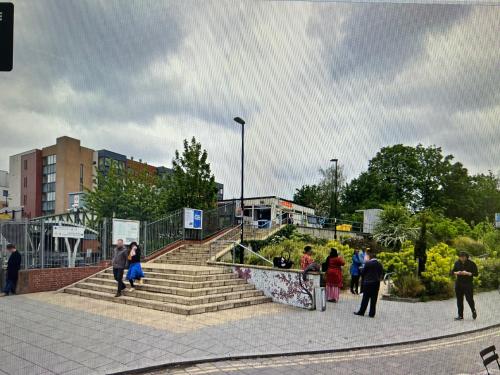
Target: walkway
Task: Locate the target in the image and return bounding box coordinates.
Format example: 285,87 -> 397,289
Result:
0,291 -> 499,374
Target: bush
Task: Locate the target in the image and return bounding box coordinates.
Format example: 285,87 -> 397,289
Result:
393,274 -> 425,298
451,236 -> 488,257
421,243 -> 456,298
476,257 -> 500,290
482,230 -> 500,257
378,242 -> 418,280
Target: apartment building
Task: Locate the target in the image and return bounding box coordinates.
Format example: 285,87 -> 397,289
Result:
0,170 -> 8,208
8,136 -> 224,218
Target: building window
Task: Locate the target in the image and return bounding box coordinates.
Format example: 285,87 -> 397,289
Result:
23,195 -> 27,205
42,154 -> 56,215
24,160 -> 27,170
80,164 -> 84,191
23,177 -> 27,188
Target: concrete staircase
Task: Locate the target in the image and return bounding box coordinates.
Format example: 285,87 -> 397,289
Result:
63,230 -> 272,315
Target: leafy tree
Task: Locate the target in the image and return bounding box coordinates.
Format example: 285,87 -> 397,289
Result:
166,137 -> 218,211
293,164 -> 346,217
85,162 -> 125,220
293,184 -> 323,212
373,205 -> 419,250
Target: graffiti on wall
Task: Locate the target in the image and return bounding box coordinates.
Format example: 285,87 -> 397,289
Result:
234,266 -> 320,309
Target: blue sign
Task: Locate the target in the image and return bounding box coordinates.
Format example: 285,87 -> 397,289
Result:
193,210 -> 202,229
184,208 -> 203,230
496,213 -> 500,229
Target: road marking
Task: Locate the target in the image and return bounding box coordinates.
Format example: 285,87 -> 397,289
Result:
177,329 -> 500,374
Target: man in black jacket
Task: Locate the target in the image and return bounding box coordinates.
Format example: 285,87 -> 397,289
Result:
1,243 -> 22,296
354,250 -> 384,318
452,251 -> 478,321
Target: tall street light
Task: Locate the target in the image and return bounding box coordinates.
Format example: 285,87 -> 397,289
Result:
234,117 -> 245,262
330,158 -> 338,240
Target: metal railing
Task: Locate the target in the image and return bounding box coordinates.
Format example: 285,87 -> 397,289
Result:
0,219 -> 110,270
143,209 -> 184,257
184,202 -> 237,241
209,240 -> 273,266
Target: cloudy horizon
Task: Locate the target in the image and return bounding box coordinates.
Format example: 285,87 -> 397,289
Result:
1,1 -> 499,199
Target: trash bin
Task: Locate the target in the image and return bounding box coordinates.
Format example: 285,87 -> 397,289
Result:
314,287 -> 326,311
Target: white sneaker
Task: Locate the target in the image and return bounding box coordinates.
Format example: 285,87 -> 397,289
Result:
129,288 -> 135,292
138,279 -> 144,285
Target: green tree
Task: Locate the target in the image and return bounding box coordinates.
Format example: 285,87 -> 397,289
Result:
166,137 -> 218,211
85,162 -> 125,219
293,164 -> 346,217
373,204 -> 419,250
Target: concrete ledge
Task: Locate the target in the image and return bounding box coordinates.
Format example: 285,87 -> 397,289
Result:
381,294 -> 420,303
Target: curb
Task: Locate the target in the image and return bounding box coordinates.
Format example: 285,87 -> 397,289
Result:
107,322 -> 500,374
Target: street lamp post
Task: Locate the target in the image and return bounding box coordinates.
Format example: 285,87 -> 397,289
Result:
330,158 -> 338,240
234,117 -> 245,263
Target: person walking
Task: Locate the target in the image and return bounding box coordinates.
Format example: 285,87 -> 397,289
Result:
325,248 -> 345,302
112,239 -> 128,297
126,241 -> 144,291
354,250 -> 384,318
350,248 -> 364,294
0,244 -> 22,297
452,251 -> 478,321
300,246 -> 314,271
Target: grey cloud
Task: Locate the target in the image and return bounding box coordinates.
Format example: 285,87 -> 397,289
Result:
310,3 -> 471,80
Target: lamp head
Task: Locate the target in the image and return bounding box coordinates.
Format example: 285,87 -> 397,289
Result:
233,117 -> 245,125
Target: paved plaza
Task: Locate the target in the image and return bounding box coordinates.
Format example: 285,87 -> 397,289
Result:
152,327 -> 500,375
0,291 -> 499,375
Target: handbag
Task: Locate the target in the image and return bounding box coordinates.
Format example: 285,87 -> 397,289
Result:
273,250 -> 293,269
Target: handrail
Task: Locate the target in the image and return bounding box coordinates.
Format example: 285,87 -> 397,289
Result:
236,242 -> 273,266
147,209 -> 184,226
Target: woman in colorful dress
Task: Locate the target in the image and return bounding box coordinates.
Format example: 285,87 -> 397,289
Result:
300,246 -> 314,270
126,241 -> 144,291
325,248 -> 345,302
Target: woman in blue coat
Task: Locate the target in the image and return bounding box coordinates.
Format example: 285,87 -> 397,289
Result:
350,249 -> 364,294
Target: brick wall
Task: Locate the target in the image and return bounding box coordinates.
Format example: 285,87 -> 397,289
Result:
16,265 -> 107,294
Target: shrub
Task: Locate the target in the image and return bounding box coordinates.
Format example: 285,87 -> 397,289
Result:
482,230 -> 500,257
476,257 -> 500,290
451,236 -> 488,257
393,274 -> 425,298
378,242 -> 418,281
421,243 -> 456,298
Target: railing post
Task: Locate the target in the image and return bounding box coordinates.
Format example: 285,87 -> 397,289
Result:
24,222 -> 28,269
143,221 -> 148,257
40,219 -> 45,269
102,218 -> 108,260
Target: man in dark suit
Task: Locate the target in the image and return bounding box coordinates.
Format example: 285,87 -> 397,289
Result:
1,243 -> 22,296
451,251 -> 478,321
354,250 -> 384,318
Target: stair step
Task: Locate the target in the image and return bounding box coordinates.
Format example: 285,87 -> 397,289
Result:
64,287 -> 271,315
72,282 -> 265,306
140,265 -> 228,276
98,272 -> 243,286
86,277 -> 255,297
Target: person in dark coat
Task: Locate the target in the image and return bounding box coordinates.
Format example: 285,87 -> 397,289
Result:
451,251 -> 478,321
1,244 -> 22,296
112,239 -> 128,297
354,250 -> 384,318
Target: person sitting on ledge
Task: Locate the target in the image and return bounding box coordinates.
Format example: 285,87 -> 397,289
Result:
300,245 -> 314,271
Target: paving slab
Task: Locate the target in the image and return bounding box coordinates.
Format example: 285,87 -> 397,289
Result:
0,291 -> 499,374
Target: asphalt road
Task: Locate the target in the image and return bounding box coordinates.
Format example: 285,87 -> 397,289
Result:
148,327 -> 500,375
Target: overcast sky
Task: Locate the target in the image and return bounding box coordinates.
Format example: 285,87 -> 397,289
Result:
1,1 -> 499,199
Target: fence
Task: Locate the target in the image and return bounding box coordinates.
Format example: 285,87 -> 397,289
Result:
0,202 -> 240,270
0,219 -> 110,270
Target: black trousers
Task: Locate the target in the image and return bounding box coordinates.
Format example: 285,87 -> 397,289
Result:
350,275 -> 360,292
456,283 -> 475,317
113,268 -> 126,294
358,283 -> 380,317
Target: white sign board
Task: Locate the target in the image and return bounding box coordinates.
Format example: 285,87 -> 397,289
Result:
184,208 -> 203,230
112,219 -> 140,245
53,226 -> 85,239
